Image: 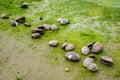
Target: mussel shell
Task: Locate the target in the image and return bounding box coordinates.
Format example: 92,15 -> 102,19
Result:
83,58 -> 94,67
60,19 -> 69,25
15,17 -> 26,23
65,44 -> 74,51
66,52 -> 80,61
92,42 -> 103,53
62,43 -> 68,49
49,40 -> 58,47
101,59 -> 113,66
38,26 -> 47,31
31,33 -> 40,39
81,46 -> 90,55
87,63 -> 98,72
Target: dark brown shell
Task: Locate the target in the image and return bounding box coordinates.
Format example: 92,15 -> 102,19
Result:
15,16 -> 26,23
21,2 -> 28,8
11,21 -> 18,26
38,25 -> 47,31
24,23 -> 31,27
62,43 -> 68,49
32,29 -> 43,34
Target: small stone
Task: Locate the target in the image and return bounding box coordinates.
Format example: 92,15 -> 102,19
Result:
101,56 -> 113,66
60,19 -> 69,25
15,16 -> 26,23
21,2 -> 28,8
24,23 -> 31,27
0,14 -> 9,19
83,58 -> 94,67
43,24 -> 51,30
65,68 -> 69,72
62,43 -> 68,49
65,44 -> 74,51
92,42 -> 103,53
82,46 -> 90,55
66,52 -> 80,61
31,33 -> 40,39
51,24 -> 58,30
87,63 -> 98,72
49,40 -> 58,47
11,21 -> 18,26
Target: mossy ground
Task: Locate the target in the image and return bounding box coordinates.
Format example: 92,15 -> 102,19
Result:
0,0 -> 120,80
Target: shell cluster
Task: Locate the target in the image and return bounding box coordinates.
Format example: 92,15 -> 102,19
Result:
11,16 -> 31,27
1,2 -> 114,73
83,57 -> 97,72
31,24 -> 58,39
48,40 -> 114,72
82,42 -> 103,55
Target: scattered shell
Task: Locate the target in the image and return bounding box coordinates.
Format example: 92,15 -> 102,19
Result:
11,21 -> 18,26
38,25 -> 47,31
87,42 -> 95,48
62,43 -> 68,49
15,16 -> 26,23
51,24 -> 58,30
21,2 -> 28,8
83,58 -> 94,67
24,23 -> 31,27
0,14 -> 9,19
57,18 -> 62,22
65,44 -> 74,51
101,56 -> 113,66
43,24 -> 51,30
49,40 -> 58,47
87,63 -> 98,72
92,42 -> 103,53
66,52 -> 80,61
60,19 -> 69,25
31,33 -> 40,39
32,29 -> 43,34
82,46 -> 90,55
